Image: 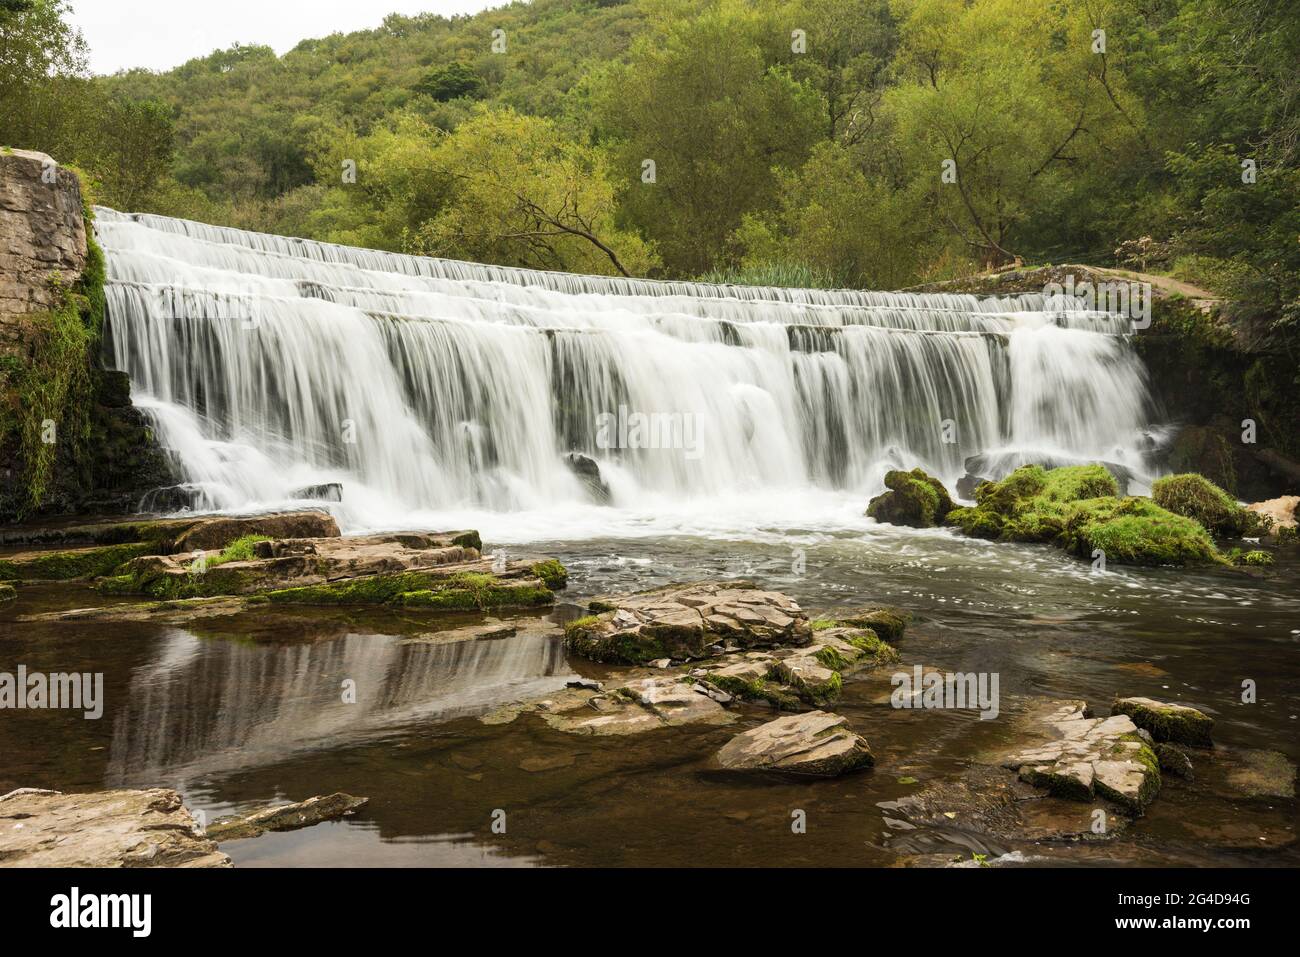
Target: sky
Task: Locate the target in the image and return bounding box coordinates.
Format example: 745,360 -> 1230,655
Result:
68,0 -> 502,75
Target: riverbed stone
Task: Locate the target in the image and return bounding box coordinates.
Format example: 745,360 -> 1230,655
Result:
1000,700 -> 1161,813
1111,696 -> 1214,748
541,676 -> 734,736
1155,742 -> 1194,779
816,606 -> 911,643
714,710 -> 874,777
564,581 -> 810,664
0,787 -> 229,867
204,793 -> 368,842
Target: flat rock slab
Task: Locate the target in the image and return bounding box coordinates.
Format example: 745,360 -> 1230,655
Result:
1112,696 -> 1214,747
566,580 -> 810,664
0,788 -> 229,867
205,793 -> 368,842
999,699 -> 1161,813
715,710 -> 874,777
542,677 -> 735,736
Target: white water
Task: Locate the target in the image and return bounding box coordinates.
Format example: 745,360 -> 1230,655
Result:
96,208 -> 1158,539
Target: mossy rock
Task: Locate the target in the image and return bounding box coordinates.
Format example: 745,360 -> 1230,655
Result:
529,558 -> 568,590
824,607 -> 911,643
1112,697 -> 1214,748
1061,497 -> 1223,566
867,468 -> 954,528
267,571 -> 554,610
1151,473 -> 1262,537
0,541 -> 158,581
0,582 -> 16,603
946,464 -> 1225,566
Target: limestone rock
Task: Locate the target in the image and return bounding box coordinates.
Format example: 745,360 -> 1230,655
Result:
1000,700 -> 1161,813
205,793 -> 368,842
0,787 -> 229,867
542,676 -> 734,736
715,710 -> 874,777
1111,696 -> 1214,748
565,581 -> 810,664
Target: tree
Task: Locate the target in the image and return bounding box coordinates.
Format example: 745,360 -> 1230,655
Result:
592,0 -> 824,276
405,107 -> 659,276
414,61 -> 485,102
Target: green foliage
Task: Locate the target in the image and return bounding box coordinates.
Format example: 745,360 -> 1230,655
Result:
200,535 -> 271,569
414,61 -> 486,102
3,0 -> 1296,349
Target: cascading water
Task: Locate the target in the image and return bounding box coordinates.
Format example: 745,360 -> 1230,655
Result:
95,207 -> 1158,539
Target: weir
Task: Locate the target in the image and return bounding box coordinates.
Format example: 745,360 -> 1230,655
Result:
94,208 -> 1157,531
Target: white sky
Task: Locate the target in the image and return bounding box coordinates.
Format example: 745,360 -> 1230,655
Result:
68,0 -> 502,75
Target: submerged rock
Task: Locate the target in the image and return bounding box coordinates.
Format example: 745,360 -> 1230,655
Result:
999,700 -> 1161,813
564,581 -> 810,664
714,710 -> 874,777
563,452 -> 611,504
290,482 -> 343,502
0,583 -> 15,602
1111,696 -> 1214,748
205,793 -> 368,842
1155,742 -> 1194,779
0,787 -> 229,867
866,468 -> 954,528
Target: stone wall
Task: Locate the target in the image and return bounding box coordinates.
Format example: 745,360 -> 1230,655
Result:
0,149 -> 88,360
0,149 -> 175,520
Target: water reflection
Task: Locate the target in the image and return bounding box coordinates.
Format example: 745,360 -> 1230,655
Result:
106,624 -> 575,787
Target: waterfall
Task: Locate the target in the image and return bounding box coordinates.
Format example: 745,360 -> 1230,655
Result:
95,207 -> 1157,535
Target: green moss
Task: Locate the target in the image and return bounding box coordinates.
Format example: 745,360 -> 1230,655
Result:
197,535 -> 270,569
0,582 -> 16,603
844,629 -> 899,663
946,465 -> 1226,566
1113,700 -> 1214,748
833,607 -> 911,643
810,618 -> 837,631
813,645 -> 851,671
529,558 -> 568,590
1151,473 -> 1262,537
0,206 -> 106,517
1228,548 -> 1273,566
0,541 -> 156,581
867,468 -> 953,528
700,673 -> 801,711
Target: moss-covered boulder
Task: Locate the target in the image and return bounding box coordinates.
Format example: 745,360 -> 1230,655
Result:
945,464 -> 1225,566
1112,697 -> 1214,748
867,468 -> 954,528
1151,473 -> 1262,537
0,582 -> 15,603
816,606 -> 911,643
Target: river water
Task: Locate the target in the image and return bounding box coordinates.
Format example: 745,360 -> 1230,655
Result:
3,518 -> 1295,867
